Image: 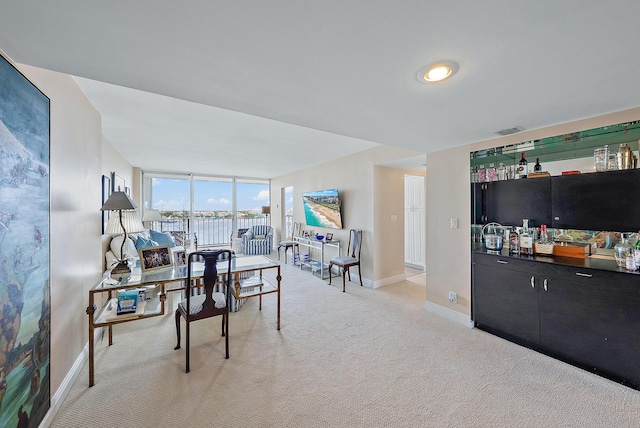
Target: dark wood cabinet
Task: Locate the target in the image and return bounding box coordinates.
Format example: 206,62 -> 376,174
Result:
551,168 -> 640,231
538,263 -> 640,388
473,251 -> 640,389
485,177 -> 551,227
473,169 -> 640,231
472,254 -> 539,346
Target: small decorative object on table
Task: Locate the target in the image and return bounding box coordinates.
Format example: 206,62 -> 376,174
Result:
316,234 -> 324,241
326,233 -> 333,241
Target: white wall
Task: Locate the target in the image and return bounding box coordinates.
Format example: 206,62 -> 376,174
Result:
425,107 -> 640,322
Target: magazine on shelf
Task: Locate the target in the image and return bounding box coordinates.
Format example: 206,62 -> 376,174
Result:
239,276 -> 263,292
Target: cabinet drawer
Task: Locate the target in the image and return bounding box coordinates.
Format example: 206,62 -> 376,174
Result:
539,262 -> 626,284
473,253 -> 538,273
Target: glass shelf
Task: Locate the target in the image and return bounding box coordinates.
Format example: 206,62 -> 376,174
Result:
470,120 -> 640,168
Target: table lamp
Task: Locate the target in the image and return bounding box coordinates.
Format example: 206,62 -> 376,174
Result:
142,209 -> 162,229
101,191 -> 144,274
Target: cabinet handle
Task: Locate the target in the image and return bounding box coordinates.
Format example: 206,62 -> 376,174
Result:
543,278 -> 548,291
496,260 -> 508,264
575,272 -> 593,278
530,276 -> 535,288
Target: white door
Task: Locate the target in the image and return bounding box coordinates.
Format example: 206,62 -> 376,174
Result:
404,175 -> 425,269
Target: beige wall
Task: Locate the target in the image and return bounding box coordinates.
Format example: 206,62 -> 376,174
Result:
271,145 -> 421,285
17,62 -> 135,413
373,166 -> 405,283
425,107 -> 640,320
18,64 -> 104,395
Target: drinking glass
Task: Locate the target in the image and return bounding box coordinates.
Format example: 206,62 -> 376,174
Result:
594,146 -> 609,172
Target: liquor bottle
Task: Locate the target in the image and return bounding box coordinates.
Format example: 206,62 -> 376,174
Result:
534,158 -> 542,172
509,227 -> 520,254
534,224 -> 554,256
519,219 -> 533,255
518,152 -> 528,179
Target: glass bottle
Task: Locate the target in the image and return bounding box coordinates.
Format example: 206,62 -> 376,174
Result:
487,163 -> 497,182
509,227 -> 520,254
477,164 -> 486,183
518,152 -> 528,179
519,219 -> 533,255
470,166 -> 476,183
534,224 -> 554,256
614,233 -> 632,268
497,162 -> 506,181
534,158 -> 542,172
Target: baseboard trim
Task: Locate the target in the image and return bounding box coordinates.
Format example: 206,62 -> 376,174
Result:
40,329 -> 100,427
372,273 -> 406,289
424,301 -> 473,328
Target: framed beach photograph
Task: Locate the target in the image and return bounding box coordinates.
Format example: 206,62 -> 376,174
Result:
325,233 -> 333,241
139,245 -> 173,272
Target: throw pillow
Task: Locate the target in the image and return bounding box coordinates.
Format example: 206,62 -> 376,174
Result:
150,229 -> 177,247
255,234 -> 266,239
135,236 -> 159,251
110,235 -> 138,260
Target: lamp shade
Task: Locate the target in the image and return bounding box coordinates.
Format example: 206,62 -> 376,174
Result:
262,206 -> 270,215
142,209 -> 162,222
101,191 -> 138,211
105,210 -> 145,235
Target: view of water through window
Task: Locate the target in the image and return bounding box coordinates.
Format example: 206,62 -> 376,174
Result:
143,174 -> 270,247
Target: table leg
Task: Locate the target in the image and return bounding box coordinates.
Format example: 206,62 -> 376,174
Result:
277,265 -> 281,330
86,303 -> 96,387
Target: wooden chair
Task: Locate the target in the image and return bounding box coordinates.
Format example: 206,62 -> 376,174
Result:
329,229 -> 363,292
174,249 -> 232,373
277,221 -> 302,263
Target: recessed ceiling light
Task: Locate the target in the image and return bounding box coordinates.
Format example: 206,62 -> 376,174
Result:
417,61 -> 458,83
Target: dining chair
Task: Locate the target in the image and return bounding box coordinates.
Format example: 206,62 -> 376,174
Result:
174,249 -> 232,373
328,229 -> 363,292
277,221 -> 302,263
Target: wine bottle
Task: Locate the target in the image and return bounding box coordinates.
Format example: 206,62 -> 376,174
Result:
534,158 -> 542,172
518,152 -> 528,179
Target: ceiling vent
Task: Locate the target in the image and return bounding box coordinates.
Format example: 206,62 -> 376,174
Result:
495,126 -> 524,136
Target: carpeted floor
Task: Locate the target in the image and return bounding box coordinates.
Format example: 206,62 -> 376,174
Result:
52,259 -> 640,427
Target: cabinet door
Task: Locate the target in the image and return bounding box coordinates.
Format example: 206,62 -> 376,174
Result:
472,256 -> 540,346
471,183 -> 485,224
485,177 -> 551,227
539,265 -> 640,388
551,168 -> 640,231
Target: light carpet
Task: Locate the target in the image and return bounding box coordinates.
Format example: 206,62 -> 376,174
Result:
52,260 -> 640,427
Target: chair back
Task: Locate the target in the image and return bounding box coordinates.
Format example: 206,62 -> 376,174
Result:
250,224 -> 272,237
290,221 -> 302,239
187,249 -> 232,315
347,229 -> 363,260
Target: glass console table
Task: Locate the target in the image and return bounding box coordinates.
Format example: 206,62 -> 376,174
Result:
86,254 -> 281,386
293,236 -> 340,279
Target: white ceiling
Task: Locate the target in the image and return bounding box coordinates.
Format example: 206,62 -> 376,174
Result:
2,1 -> 640,178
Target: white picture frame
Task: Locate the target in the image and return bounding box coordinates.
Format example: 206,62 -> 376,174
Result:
138,245 -> 172,272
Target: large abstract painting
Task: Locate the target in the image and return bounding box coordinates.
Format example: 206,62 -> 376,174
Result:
0,54 -> 50,427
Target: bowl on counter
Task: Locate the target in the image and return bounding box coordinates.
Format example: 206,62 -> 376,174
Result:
316,235 -> 324,241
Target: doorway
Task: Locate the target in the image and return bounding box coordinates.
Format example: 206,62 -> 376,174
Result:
404,175 -> 425,273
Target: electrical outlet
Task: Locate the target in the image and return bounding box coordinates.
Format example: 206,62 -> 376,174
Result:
450,218 -> 458,229
448,291 -> 457,304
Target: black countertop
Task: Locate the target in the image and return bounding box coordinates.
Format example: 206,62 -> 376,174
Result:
472,242 -> 640,276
